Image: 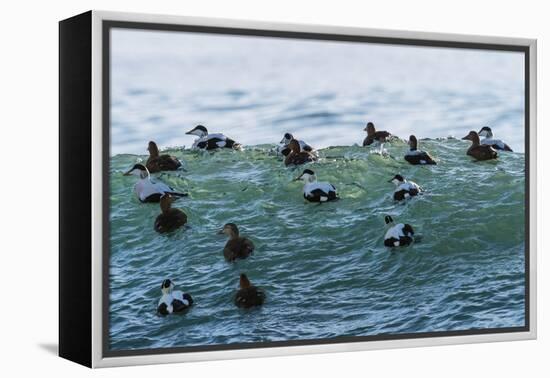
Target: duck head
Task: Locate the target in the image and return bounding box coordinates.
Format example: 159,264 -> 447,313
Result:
161,279 -> 174,295
389,174 -> 405,186
280,133 -> 294,145
186,125 -> 208,138
408,135 -> 418,151
288,139 -> 301,153
160,193 -> 175,213
239,273 -> 251,289
218,223 -> 239,238
294,168 -> 316,183
462,131 -> 481,145
478,126 -> 493,138
123,163 -> 150,179
363,122 -> 376,136
147,141 -> 160,157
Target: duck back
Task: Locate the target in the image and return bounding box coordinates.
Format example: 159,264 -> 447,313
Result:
235,286 -> 265,308
468,145 -> 498,161
154,209 -> 187,233
146,155 -> 181,173
224,237 -> 255,261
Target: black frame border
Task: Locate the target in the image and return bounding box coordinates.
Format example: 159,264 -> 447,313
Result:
101,20 -> 531,359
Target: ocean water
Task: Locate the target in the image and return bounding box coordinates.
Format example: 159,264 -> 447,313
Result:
108,140 -> 525,351
108,29 -> 526,351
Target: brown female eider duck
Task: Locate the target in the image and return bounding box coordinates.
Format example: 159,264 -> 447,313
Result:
384,215 -> 415,247
218,223 -> 255,262
478,126 -> 513,152
362,122 -> 392,146
278,132 -> 315,156
462,131 -> 498,161
234,273 -> 265,308
154,194 -> 188,234
295,169 -> 338,203
123,163 -> 188,203
389,174 -> 422,201
404,135 -> 437,165
157,279 -> 193,316
185,125 -> 241,150
146,141 -> 182,173
284,139 -> 317,166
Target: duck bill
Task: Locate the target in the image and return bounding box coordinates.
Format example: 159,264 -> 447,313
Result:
123,169 -> 132,176
293,175 -> 303,181
461,135 -> 471,141
217,229 -> 224,235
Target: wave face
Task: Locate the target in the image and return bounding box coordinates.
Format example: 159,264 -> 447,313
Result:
108,140 -> 525,351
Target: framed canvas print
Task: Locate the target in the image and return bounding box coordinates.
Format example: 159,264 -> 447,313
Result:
59,10 -> 537,368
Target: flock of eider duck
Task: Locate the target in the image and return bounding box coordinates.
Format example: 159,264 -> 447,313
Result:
121,122 -> 512,316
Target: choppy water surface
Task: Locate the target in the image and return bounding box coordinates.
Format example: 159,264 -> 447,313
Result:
109,140 -> 525,351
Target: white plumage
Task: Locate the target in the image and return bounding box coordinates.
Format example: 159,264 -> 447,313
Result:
395,180 -> 420,196
158,291 -> 191,315
134,177 -> 174,202
480,138 -> 506,150
303,182 -> 336,201
384,224 -> 410,246
191,133 -> 228,149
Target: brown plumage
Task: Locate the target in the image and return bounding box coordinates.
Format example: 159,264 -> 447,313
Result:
284,139 -> 317,166
146,141 -> 182,173
219,223 -> 255,262
462,131 -> 498,161
234,273 -> 265,308
362,122 -> 392,146
154,194 -> 187,234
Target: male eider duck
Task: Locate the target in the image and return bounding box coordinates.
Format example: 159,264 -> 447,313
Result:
295,169 -> 338,203
154,194 -> 188,234
185,125 -> 241,150
218,223 -> 255,262
478,126 -> 513,152
157,279 -> 194,316
146,141 -> 182,173
389,174 -> 422,201
284,139 -> 317,166
277,133 -> 314,156
462,131 -> 498,161
363,122 -> 392,146
404,135 -> 437,165
123,163 -> 188,203
234,273 -> 265,309
383,215 -> 415,247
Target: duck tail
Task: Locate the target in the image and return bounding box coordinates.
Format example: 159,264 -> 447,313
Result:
169,191 -> 189,198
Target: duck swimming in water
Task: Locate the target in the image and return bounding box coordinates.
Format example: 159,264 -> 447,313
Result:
362,122 -> 392,146
404,135 -> 437,165
123,163 -> 188,203
277,133 -> 314,156
383,215 -> 415,247
185,125 -> 241,150
462,131 -> 498,161
154,194 -> 188,234
295,169 -> 338,203
157,279 -> 194,316
284,139 -> 317,166
478,126 -> 513,152
146,141 -> 182,173
389,174 -> 422,201
234,273 -> 265,308
218,223 -> 255,262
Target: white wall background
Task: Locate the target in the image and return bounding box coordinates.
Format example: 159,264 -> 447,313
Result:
0,0 -> 546,376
